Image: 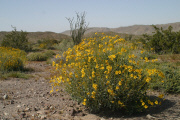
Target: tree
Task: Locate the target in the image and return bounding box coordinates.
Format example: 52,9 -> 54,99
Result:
1,26 -> 31,51
66,12 -> 89,45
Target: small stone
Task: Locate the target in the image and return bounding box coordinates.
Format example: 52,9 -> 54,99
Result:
34,107 -> 40,111
40,114 -> 47,119
3,94 -> 8,100
146,114 -> 155,119
4,112 -> 9,116
20,112 -> 26,118
10,100 -> 15,104
44,106 -> 49,110
50,106 -> 54,110
17,105 -> 21,108
23,107 -> 30,112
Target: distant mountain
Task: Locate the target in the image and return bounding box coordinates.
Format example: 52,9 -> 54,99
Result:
1,22 -> 180,43
62,22 -> 180,35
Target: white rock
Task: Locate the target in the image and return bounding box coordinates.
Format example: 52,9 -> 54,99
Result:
146,114 -> 156,119
17,105 -> 21,108
4,112 -> 9,116
3,94 -> 8,99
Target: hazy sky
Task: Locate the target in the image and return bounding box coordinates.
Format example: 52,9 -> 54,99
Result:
0,0 -> 180,33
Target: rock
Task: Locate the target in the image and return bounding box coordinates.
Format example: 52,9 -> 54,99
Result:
146,114 -> 156,119
44,106 -> 49,110
20,112 -> 26,118
10,100 -> 15,104
81,114 -> 99,120
66,107 -> 76,116
23,107 -> 30,112
40,114 -> 47,119
3,94 -> 8,99
17,105 -> 21,108
4,112 -> 9,116
34,107 -> 40,111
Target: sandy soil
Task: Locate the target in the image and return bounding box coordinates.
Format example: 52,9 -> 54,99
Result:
0,61 -> 179,120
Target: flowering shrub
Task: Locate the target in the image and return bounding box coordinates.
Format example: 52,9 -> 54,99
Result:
0,47 -> 26,71
50,33 -> 165,114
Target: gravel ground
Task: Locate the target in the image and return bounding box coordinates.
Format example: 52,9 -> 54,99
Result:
0,61 -> 179,120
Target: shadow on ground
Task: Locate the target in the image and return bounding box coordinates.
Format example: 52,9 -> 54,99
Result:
93,95 -> 175,119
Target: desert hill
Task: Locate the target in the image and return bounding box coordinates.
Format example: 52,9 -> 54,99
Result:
0,22 -> 180,43
62,22 -> 180,35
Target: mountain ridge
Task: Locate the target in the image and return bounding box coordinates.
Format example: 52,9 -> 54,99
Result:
61,22 -> 180,35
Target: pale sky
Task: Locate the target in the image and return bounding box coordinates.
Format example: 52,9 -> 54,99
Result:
0,0 -> 180,33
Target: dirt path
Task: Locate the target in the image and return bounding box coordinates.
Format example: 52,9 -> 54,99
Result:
0,61 -> 180,120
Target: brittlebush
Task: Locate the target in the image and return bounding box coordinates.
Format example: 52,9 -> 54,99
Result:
50,33 -> 164,114
0,47 -> 26,71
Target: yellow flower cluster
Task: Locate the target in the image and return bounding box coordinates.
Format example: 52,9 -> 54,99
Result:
50,33 -> 165,113
0,47 -> 26,71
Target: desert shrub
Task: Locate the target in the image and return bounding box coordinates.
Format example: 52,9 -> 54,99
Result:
27,52 -> 48,61
1,27 -> 32,52
0,47 -> 26,72
149,62 -> 180,93
44,50 -> 56,57
54,39 -> 74,55
67,12 -> 88,45
50,33 -> 165,114
27,50 -> 55,61
138,25 -> 180,54
140,50 -> 157,60
38,38 -> 59,49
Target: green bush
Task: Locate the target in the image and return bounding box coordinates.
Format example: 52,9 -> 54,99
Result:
50,33 -> 164,114
54,39 -> 74,54
1,27 -> 32,52
138,25 -> 180,54
27,52 -> 48,61
38,38 -> 59,49
149,62 -> 180,93
27,50 -> 55,61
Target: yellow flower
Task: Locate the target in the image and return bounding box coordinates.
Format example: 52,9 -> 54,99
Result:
142,102 -> 145,106
91,91 -> 96,99
103,49 -> 106,53
121,48 -> 127,52
140,50 -> 144,54
158,94 -> 164,99
118,81 -> 122,86
105,75 -> 108,79
134,76 -> 137,79
106,81 -> 110,85
93,83 -> 98,90
144,105 -> 148,109
87,92 -> 90,95
130,74 -> 133,78
150,102 -> 154,106
108,54 -> 116,61
146,77 -> 151,83
118,100 -> 123,105
115,71 -> 119,75
111,101 -> 114,103
100,66 -> 104,70
116,86 -> 119,90
81,68 -> 85,78
95,64 -> 99,69
155,100 -> 158,105
92,71 -> 95,78
82,101 -> 86,105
